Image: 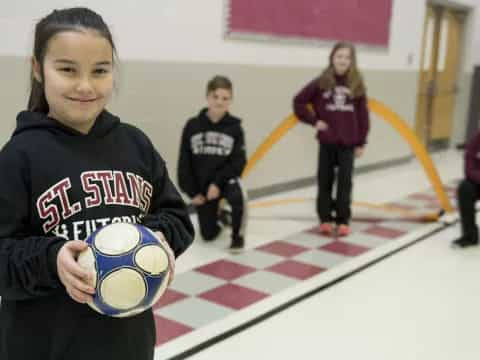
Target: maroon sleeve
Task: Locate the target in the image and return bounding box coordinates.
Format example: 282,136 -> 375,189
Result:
465,132 -> 480,183
355,95 -> 370,146
293,78 -> 319,126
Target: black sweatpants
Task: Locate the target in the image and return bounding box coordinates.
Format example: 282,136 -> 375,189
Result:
196,179 -> 247,241
457,179 -> 480,240
317,143 -> 355,225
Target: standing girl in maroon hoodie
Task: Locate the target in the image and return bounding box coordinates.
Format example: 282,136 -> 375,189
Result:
293,42 -> 370,236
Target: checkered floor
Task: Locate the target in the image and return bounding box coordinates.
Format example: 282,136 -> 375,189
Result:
153,181 -> 458,355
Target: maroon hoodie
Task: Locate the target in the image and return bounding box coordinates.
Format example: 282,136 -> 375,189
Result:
465,131 -> 480,183
293,75 -> 369,146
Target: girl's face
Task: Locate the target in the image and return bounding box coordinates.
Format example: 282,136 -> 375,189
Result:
33,30 -> 114,134
206,88 -> 232,122
332,47 -> 352,76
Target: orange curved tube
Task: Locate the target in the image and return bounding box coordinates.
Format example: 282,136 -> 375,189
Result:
242,98 -> 454,214
367,99 -> 454,213
241,114 -> 298,178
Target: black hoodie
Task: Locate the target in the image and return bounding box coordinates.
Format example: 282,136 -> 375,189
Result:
177,108 -> 247,197
0,110 -> 194,360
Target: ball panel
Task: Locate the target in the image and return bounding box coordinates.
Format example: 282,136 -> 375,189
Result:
100,268 -> 146,310
112,307 -> 145,318
88,300 -> 105,315
77,247 -> 97,288
135,245 -> 169,275
94,223 -> 140,255
138,226 -> 163,247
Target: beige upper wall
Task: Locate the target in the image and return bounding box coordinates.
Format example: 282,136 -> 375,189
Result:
106,61 -> 421,190
0,56 -> 419,191
0,57 -> 30,137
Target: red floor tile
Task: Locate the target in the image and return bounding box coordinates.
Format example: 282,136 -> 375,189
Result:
363,225 -> 407,239
267,260 -> 325,280
257,240 -> 310,257
154,315 -> 193,346
153,289 -> 189,310
195,259 -> 256,281
320,240 -> 369,256
198,283 -> 269,310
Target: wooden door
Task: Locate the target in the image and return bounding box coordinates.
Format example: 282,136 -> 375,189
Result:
415,6 -> 464,145
430,9 -> 464,141
415,5 -> 439,143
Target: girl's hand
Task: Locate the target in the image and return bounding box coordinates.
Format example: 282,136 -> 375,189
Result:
192,194 -> 206,206
316,120 -> 328,131
206,184 -> 221,200
154,231 -> 176,285
355,146 -> 365,158
57,241 -> 95,304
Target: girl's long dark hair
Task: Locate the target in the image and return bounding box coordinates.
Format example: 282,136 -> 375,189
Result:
28,7 -> 117,113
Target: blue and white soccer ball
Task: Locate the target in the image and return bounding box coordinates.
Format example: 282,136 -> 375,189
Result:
77,222 -> 171,317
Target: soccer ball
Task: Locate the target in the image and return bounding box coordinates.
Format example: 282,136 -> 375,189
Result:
77,222 -> 171,317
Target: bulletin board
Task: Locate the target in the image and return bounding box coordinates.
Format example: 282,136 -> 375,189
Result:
225,0 -> 393,47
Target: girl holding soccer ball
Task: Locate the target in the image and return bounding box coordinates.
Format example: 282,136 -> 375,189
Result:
0,7 -> 194,360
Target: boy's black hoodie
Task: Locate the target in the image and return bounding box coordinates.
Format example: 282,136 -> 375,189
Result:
177,108 -> 247,197
0,110 -> 194,360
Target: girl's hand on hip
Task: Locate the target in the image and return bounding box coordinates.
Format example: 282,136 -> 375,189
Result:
316,120 -> 328,131
355,146 -> 365,158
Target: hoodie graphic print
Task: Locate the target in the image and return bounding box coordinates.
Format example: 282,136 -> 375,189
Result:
0,111 -> 193,249
177,108 -> 247,197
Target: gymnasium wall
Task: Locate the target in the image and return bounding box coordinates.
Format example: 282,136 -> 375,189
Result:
0,0 -> 479,191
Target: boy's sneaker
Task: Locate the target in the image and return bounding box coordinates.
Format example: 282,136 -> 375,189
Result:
451,236 -> 479,248
319,223 -> 334,235
337,224 -> 351,237
229,235 -> 244,254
